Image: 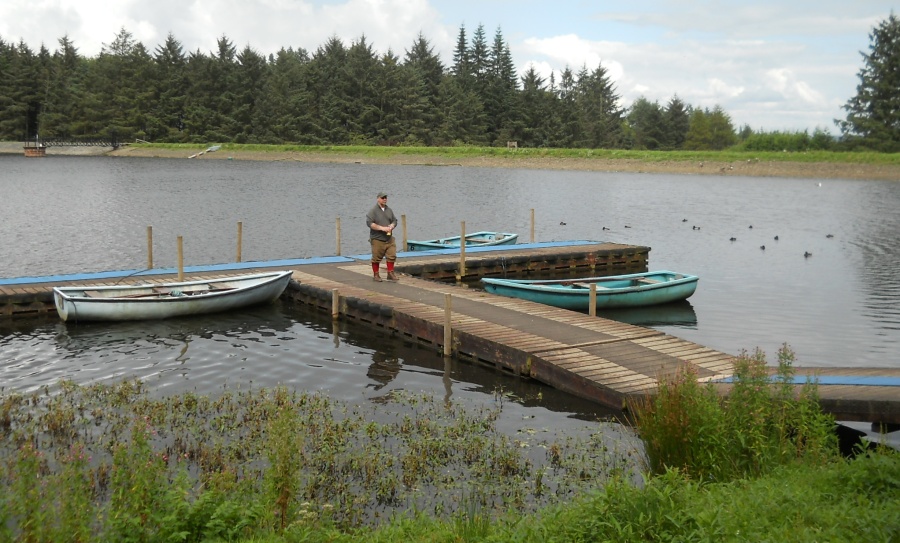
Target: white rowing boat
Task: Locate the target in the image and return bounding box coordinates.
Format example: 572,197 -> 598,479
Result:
53,270 -> 294,322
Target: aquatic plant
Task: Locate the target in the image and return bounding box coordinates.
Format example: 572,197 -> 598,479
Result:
0,378 -> 639,540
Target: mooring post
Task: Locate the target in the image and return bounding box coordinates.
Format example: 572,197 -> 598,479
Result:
236,221 -> 243,262
458,221 -> 466,281
401,214 -> 407,251
530,208 -> 535,243
332,288 -> 340,320
589,284 -> 597,317
146,226 -> 153,269
443,293 -> 452,356
177,236 -> 184,281
336,217 -> 342,256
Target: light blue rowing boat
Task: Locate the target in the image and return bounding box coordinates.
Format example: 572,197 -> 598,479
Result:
406,231 -> 518,251
481,270 -> 699,310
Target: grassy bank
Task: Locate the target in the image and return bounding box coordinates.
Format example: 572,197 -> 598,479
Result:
107,143 -> 900,181
131,143 -> 900,165
4,141 -> 898,179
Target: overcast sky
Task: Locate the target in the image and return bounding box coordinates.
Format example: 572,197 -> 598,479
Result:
1,1 -> 894,134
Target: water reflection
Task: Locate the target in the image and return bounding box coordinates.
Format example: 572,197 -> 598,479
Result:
52,304 -> 295,358
597,300 -> 698,329
366,349 -> 402,390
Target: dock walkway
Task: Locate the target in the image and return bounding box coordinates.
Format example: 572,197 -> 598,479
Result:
289,261 -> 734,410
1,241 -> 897,425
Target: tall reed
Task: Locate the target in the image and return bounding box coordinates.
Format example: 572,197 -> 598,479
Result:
631,345 -> 838,483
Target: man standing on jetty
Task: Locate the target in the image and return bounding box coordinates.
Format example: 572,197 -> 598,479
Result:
366,191 -> 399,282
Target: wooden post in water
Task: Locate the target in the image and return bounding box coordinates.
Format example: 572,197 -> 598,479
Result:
401,214 -> 407,251
332,288 -> 340,320
530,208 -> 535,243
458,221 -> 466,280
589,284 -> 597,317
336,217 -> 342,256
177,236 -> 184,281
236,221 -> 243,262
146,226 -> 153,269
443,293 -> 452,356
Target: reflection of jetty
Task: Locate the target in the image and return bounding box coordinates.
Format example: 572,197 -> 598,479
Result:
1,241 -> 898,427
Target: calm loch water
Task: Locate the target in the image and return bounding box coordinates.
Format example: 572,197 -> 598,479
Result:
0,155 -> 898,426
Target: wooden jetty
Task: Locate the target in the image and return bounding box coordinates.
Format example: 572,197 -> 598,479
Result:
23,142 -> 46,157
1,241 -> 898,426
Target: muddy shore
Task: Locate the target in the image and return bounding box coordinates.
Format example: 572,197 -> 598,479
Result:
3,142 -> 898,180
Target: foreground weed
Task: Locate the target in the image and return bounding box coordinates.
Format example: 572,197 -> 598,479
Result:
632,345 -> 839,482
264,388 -> 303,531
104,417 -> 169,542
0,380 -> 639,539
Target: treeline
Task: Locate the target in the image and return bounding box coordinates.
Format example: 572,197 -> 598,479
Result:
0,25 -> 854,151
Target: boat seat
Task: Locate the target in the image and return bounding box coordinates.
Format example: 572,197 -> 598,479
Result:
83,290 -> 103,298
573,282 -> 608,290
637,278 -> 662,284
153,287 -> 172,294
208,282 -> 235,291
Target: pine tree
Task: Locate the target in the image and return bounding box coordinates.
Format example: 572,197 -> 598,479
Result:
627,97 -> 666,150
150,33 -> 188,141
664,95 -> 691,149
233,45 -> 268,143
574,63 -> 624,148
404,33 -> 444,143
837,12 -> 900,151
485,27 -> 520,145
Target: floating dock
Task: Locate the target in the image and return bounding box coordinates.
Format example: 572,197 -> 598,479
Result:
1,241 -> 897,426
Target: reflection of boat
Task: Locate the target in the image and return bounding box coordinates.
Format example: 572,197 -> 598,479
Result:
481,270 -> 698,310
52,303 -> 297,358
406,231 -> 518,251
53,270 -> 293,322
597,300 -> 698,328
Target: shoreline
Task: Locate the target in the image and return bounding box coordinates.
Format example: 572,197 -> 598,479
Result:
3,142 -> 899,180
111,146 -> 900,180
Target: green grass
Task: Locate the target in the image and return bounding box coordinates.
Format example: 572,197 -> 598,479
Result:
134,142 -> 900,166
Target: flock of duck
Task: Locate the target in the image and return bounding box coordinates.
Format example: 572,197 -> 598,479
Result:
718,223 -> 832,257
560,217 -> 834,258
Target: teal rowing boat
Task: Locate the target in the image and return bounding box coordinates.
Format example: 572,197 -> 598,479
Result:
406,231 -> 518,251
481,270 -> 699,310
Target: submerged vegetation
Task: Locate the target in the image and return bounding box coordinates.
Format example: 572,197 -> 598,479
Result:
1,346 -> 897,542
0,380 -> 639,541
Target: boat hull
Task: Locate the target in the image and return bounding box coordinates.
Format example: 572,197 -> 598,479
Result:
406,231 -> 518,251
53,270 -> 294,322
481,270 -> 698,310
